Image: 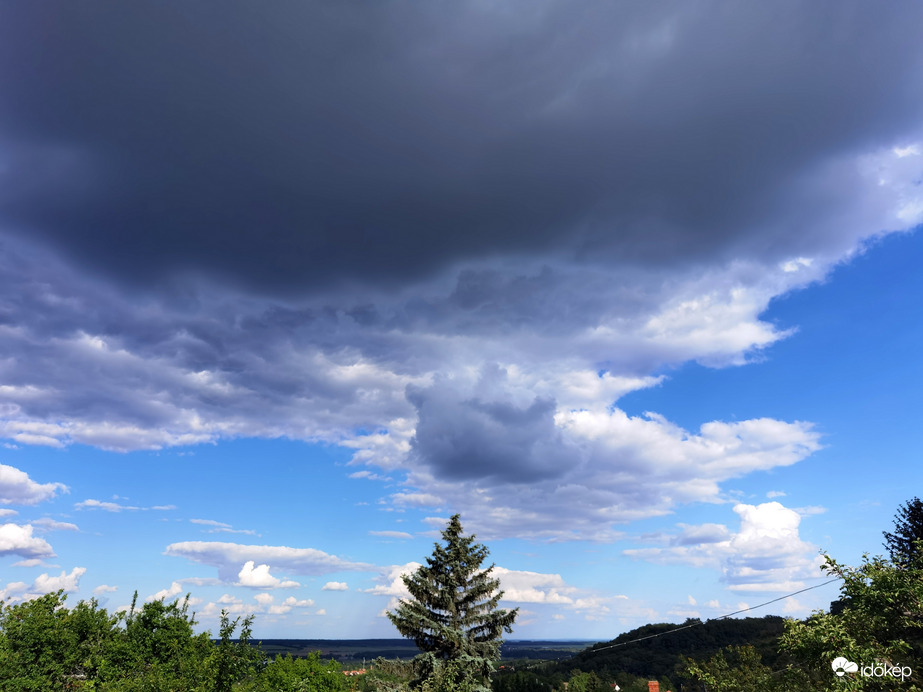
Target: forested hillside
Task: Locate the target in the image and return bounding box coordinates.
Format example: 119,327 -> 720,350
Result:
557,615 -> 787,679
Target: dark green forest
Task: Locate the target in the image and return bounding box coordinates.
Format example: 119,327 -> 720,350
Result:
555,615 -> 787,680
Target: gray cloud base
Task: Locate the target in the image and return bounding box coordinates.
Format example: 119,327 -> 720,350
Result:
1,2 -> 922,543
2,2 -> 922,294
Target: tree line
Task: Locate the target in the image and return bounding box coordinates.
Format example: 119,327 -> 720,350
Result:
5,501 -> 923,690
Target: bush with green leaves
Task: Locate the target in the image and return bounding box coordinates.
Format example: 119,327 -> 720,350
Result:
236,652 -> 348,692
678,548 -> 923,692
356,657 -> 415,692
0,590 -> 264,691
780,551 -> 923,691
680,644 -> 782,692
565,669 -> 609,692
0,591 -> 118,690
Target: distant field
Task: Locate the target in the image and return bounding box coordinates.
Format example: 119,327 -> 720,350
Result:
257,639 -> 593,663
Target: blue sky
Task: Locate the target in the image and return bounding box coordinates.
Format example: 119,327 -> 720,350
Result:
1,2 -> 923,640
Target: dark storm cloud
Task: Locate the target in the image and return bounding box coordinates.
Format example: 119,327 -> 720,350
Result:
2,1 -> 922,294
407,366 -> 574,483
0,237 -> 425,449
1,2 -> 920,541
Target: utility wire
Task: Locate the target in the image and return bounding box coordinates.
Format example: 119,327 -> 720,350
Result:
709,578 -> 841,621
583,577 -> 841,656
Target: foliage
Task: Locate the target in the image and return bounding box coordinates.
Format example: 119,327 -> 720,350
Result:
353,658 -> 406,692
680,644 -> 785,692
673,549 -> 923,692
387,515 -> 517,691
10,541 -> 923,692
417,658 -> 482,692
0,590 -> 267,691
209,610 -> 262,692
0,591 -> 113,690
565,669 -> 608,692
883,496 -> 923,566
491,669 -> 553,692
554,615 -> 787,680
104,592 -> 215,688
237,652 -> 347,692
357,657 -> 415,692
780,551 -> 923,691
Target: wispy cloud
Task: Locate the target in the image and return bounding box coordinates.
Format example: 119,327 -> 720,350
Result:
76,499 -> 175,513
190,518 -> 259,536
369,530 -> 413,540
31,517 -> 79,533
164,541 -> 377,582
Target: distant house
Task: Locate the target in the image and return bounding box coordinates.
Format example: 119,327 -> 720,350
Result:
647,682 -> 671,692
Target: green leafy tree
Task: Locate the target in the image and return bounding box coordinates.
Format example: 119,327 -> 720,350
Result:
101,591 -> 214,689
884,497 -> 923,566
0,590 -> 80,690
566,669 -> 609,692
238,651 -> 348,692
780,552 -> 923,691
387,514 -> 518,691
207,610 -> 263,691
66,596 -> 122,685
680,644 -> 784,692
0,588 -> 268,691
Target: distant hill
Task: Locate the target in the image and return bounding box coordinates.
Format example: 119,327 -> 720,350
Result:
256,639 -> 590,663
552,615 -> 788,680
255,619 -> 789,681
258,639 -> 418,661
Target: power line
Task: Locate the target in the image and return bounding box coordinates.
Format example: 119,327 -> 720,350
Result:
710,579 -> 841,621
583,577 -> 841,655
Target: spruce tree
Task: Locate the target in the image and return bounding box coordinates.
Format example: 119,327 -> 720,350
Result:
883,496 -> 923,566
387,514 -> 518,690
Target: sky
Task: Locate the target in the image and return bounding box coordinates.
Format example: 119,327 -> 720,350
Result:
1,1 -> 922,641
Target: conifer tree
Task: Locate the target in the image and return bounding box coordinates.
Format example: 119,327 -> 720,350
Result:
883,496 -> 923,566
387,514 -> 518,690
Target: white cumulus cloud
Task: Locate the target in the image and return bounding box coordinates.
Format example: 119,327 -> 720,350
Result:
236,561 -> 299,589
625,501 -> 824,592
32,567 -> 87,595
147,581 -> 184,602
0,463 -> 67,505
0,523 -> 55,559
